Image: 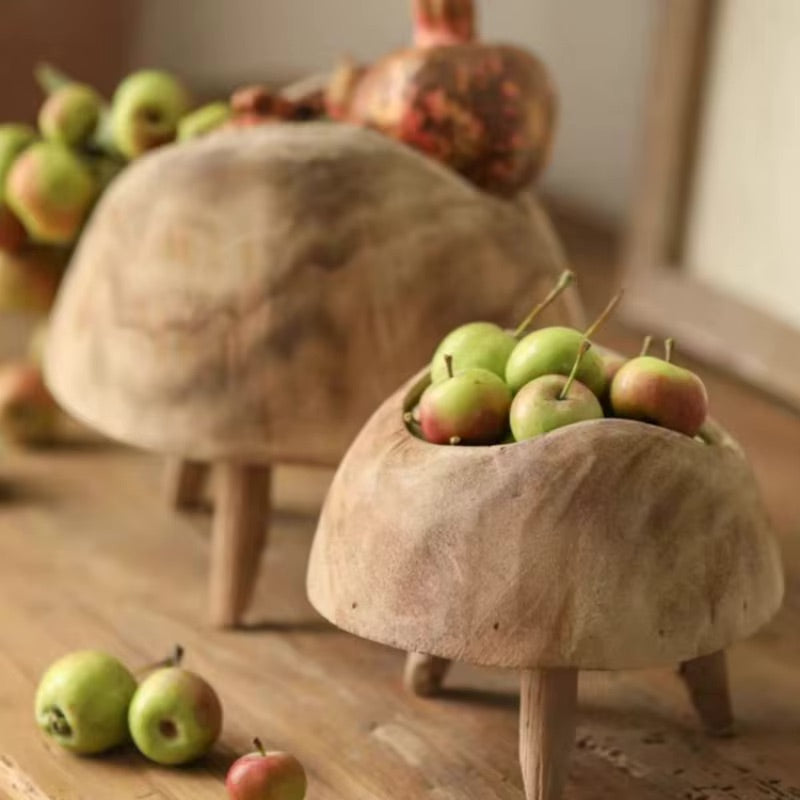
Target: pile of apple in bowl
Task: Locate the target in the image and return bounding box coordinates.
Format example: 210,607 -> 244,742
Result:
405,272 -> 709,446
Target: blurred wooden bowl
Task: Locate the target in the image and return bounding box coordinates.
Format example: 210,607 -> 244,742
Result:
44,122 -> 581,627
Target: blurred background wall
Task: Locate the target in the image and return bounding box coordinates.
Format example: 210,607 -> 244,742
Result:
685,0 -> 800,329
129,0 -> 659,227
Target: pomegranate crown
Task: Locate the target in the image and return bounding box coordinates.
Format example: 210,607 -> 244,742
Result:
413,0 -> 476,47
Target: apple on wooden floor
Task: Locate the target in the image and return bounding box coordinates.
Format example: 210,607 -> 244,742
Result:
226,739 -> 307,800
34,650 -> 137,755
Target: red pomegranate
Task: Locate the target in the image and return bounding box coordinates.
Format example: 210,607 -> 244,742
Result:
327,0 -> 558,197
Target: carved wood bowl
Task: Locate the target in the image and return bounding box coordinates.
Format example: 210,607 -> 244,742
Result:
43,121 -> 580,627
307,367 -> 784,800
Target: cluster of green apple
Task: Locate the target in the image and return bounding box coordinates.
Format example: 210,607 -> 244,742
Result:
35,647 -> 307,798
407,271 -> 709,446
0,65 -> 235,255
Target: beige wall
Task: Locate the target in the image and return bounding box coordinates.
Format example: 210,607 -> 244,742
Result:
130,0 -> 658,224
686,0 -> 800,330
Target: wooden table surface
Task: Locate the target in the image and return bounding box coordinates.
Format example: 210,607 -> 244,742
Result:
0,220 -> 798,799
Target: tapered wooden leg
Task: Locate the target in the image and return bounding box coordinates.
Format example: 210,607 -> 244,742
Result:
164,458 -> 210,510
209,462 -> 271,628
520,668 -> 578,800
404,653 -> 452,696
679,650 -> 735,737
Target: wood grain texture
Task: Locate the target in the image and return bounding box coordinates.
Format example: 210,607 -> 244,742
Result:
520,669 -> 578,800
45,122 -> 574,466
209,462 -> 272,628
308,370 -> 784,670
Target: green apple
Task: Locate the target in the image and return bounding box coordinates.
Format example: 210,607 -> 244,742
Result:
5,142 -> 96,245
428,270 -> 575,383
610,339 -> 708,437
111,70 -> 190,159
510,342 -> 604,440
419,358 -> 512,445
178,102 -> 232,142
0,127 -> 37,252
226,739 -> 307,800
128,666 -> 223,765
39,83 -> 103,147
34,650 -> 137,755
505,326 -> 607,396
0,124 -> 37,195
430,322 -> 516,383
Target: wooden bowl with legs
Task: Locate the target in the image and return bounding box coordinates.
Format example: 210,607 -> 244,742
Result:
44,122 -> 581,628
307,369 -> 784,800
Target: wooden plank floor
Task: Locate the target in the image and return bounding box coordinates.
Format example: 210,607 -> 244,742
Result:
1,218 -> 799,799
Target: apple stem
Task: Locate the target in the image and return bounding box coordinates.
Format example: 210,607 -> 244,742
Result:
665,337 -> 675,363
444,354 -> 454,379
170,644 -> 184,667
640,335 -> 653,357
583,288 -> 624,342
513,269 -> 575,339
137,644 -> 184,675
559,341 -> 592,401
253,737 -> 267,757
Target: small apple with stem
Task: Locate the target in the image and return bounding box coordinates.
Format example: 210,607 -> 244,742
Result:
39,83 -> 103,147
505,289 -> 624,396
419,355 -> 512,445
128,645 -> 222,765
226,739 -> 307,800
510,340 -> 604,441
34,650 -> 137,755
6,141 -> 96,245
596,335 -> 651,412
0,124 -> 37,253
429,270 -> 574,382
111,70 -> 190,159
610,338 -> 708,437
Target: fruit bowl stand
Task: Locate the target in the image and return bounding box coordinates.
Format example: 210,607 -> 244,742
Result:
307,368 -> 784,800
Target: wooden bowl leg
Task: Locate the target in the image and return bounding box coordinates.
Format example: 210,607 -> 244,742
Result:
164,458 -> 210,510
403,653 -> 452,696
520,668 -> 578,800
209,462 -> 271,628
679,650 -> 735,737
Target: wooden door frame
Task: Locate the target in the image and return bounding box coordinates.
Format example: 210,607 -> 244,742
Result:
621,0 -> 800,409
